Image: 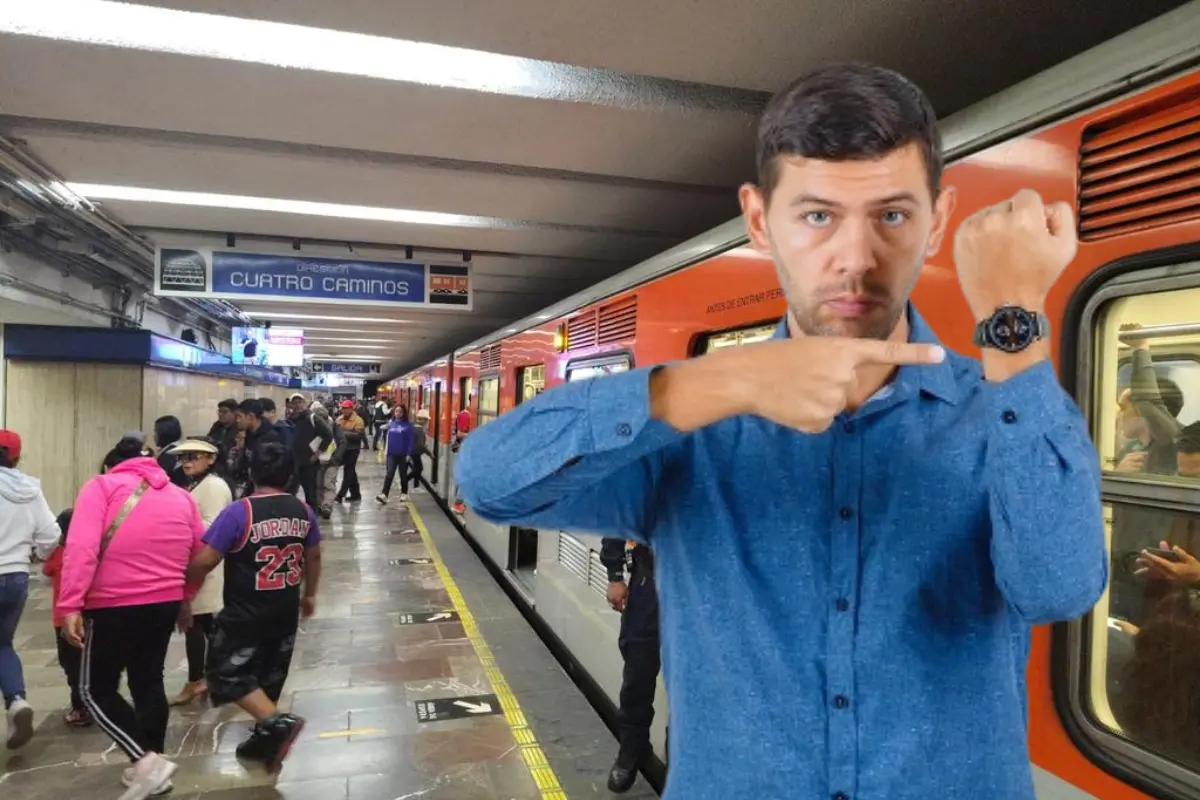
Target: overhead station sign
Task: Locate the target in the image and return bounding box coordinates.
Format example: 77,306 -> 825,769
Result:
154,248 -> 472,310
310,361 -> 382,375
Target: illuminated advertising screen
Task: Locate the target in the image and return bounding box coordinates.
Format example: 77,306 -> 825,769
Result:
231,326 -> 304,367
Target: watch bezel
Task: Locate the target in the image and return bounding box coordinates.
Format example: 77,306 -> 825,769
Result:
976,305 -> 1044,353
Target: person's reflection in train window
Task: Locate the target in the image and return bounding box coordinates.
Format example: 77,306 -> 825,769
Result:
1114,323 -> 1185,476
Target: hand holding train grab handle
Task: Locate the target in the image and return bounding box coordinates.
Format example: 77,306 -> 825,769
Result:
953,188 -> 1078,317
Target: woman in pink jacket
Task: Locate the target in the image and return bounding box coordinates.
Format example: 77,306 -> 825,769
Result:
60,436 -> 205,800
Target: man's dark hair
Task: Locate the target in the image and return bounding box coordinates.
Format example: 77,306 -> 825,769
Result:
249,442 -> 295,489
154,415 -> 182,449
260,398 -> 277,414
237,398 -> 264,418
1159,377 -> 1184,420
756,62 -> 943,201
0,447 -> 15,469
1179,421 -> 1200,455
218,398 -> 238,413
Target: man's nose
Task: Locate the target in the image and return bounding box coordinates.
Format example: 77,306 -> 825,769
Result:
830,218 -> 878,276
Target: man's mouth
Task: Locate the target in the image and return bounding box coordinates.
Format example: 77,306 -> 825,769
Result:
824,294 -> 883,317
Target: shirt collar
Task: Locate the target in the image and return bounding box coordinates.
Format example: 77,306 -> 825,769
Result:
770,304 -> 959,405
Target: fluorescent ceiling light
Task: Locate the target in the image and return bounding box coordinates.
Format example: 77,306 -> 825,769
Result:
0,1 -> 542,94
306,354 -> 384,360
240,312 -> 412,324
65,183 -> 508,230
306,343 -> 391,350
299,327 -> 427,336
304,337 -> 394,344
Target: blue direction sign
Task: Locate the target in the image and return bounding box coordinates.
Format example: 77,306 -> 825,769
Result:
154,248 -> 472,310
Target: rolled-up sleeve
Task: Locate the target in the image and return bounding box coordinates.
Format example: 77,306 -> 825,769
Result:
454,366 -> 683,539
983,361 -> 1108,624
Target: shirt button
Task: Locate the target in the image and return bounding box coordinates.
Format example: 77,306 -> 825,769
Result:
833,695 -> 849,709
842,421 -> 855,434
838,506 -> 854,520
833,793 -> 849,800
1001,409 -> 1018,424
616,422 -> 633,436
835,598 -> 850,612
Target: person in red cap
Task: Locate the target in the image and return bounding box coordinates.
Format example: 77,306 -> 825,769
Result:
333,400 -> 366,503
0,429 -> 61,750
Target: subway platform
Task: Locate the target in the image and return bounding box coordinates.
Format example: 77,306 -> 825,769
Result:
1,460 -> 659,799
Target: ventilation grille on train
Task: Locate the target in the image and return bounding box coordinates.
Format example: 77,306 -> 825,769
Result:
1078,87 -> 1200,241
478,343 -> 501,372
566,296 -> 638,351
557,533 -> 609,599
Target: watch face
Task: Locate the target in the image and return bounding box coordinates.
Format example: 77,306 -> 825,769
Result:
986,307 -> 1036,353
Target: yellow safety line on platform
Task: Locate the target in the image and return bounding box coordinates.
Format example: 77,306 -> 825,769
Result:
407,500 -> 569,800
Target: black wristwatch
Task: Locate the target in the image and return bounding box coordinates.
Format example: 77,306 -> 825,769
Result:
972,305 -> 1049,353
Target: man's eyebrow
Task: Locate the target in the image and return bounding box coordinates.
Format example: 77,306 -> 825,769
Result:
788,192 -> 921,208
789,194 -> 841,208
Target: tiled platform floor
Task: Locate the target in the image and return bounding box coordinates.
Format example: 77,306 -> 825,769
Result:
2,460 -> 658,799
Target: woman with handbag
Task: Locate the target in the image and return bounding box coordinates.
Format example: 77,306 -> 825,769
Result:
168,439 -> 233,707
59,436 -> 206,800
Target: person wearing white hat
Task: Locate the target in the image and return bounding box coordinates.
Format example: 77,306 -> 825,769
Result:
167,439 -> 233,707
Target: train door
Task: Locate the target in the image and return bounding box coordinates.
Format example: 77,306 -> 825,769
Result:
507,364 -> 547,586
431,381 -> 441,486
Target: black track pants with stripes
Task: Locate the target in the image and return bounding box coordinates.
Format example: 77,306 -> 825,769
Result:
80,601 -> 179,761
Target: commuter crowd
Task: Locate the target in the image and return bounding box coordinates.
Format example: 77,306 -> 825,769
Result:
0,390 -> 433,800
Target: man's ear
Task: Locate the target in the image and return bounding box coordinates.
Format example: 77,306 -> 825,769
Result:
740,183 -> 772,255
925,185 -> 957,257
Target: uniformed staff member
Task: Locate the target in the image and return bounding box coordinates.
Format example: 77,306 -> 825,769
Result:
600,537 -> 661,793
455,62 -> 1107,800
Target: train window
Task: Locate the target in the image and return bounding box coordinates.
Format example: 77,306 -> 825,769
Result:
459,376 -> 472,411
516,364 -> 545,404
695,321 -> 778,355
477,376 -> 499,427
566,356 -> 631,382
1072,276 -> 1200,792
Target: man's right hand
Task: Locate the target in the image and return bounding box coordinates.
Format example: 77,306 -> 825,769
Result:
606,581 -> 628,612
653,336 -> 945,434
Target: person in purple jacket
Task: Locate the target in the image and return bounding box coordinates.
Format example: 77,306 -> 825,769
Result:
375,405 -> 414,505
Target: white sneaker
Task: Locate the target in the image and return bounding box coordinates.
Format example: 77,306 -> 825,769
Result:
5,697 -> 33,750
376,493 -> 387,504
399,493 -> 409,502
118,753 -> 177,800
122,766 -> 174,796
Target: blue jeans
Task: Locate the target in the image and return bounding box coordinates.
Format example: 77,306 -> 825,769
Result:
0,572 -> 30,707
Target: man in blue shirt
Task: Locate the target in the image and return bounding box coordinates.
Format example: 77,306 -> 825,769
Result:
455,62 -> 1107,800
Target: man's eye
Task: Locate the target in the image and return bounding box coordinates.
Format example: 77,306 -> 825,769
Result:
880,210 -> 908,226
803,211 -> 832,226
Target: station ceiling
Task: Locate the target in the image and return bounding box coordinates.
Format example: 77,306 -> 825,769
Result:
0,0 -> 1188,377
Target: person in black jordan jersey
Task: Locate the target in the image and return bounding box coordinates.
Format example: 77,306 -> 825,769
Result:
186,443 -> 323,774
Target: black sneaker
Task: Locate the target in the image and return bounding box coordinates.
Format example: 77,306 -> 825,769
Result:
607,745 -> 645,793
234,728 -> 273,762
258,714 -> 306,774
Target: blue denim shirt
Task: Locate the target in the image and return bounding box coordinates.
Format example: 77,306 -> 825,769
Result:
455,306 -> 1107,800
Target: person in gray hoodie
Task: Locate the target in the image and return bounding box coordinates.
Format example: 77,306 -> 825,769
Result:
0,429 -> 60,750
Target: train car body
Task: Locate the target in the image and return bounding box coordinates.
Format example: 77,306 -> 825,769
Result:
397,8 -> 1200,798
